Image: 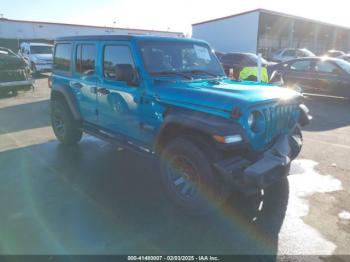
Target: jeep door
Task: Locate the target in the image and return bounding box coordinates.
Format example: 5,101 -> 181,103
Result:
96,42 -> 141,140
70,42 -> 98,124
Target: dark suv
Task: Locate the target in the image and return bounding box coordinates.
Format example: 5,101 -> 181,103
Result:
50,35 -> 311,215
0,47 -> 32,96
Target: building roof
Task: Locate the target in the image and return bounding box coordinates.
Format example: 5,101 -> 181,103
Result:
0,18 -> 183,35
192,8 -> 350,30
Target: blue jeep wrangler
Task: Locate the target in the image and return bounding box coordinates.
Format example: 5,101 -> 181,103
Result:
50,35 -> 311,215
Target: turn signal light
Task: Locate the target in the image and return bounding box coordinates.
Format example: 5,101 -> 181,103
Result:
231,107 -> 241,119
213,134 -> 243,144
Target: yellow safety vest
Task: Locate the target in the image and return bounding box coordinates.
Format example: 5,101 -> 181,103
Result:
239,67 -> 269,83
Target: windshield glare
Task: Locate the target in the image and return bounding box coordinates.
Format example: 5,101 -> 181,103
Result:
335,59 -> 350,74
30,45 -> 53,54
139,41 -> 225,78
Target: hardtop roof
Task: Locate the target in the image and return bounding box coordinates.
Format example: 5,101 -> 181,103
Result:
56,35 -> 207,44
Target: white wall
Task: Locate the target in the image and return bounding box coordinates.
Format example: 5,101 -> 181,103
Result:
192,11 -> 260,53
0,19 -> 183,40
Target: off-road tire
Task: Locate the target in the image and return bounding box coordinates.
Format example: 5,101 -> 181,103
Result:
159,136 -> 227,215
50,99 -> 82,145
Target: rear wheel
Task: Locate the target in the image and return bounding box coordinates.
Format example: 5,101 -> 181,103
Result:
159,137 -> 227,215
51,99 -> 82,145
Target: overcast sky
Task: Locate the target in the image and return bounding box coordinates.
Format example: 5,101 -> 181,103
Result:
1,0 -> 349,35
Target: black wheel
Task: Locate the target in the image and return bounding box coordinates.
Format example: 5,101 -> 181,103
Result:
159,137 -> 227,215
51,99 -> 82,145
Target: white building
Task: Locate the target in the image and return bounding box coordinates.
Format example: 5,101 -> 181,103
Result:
0,18 -> 184,50
192,9 -> 350,57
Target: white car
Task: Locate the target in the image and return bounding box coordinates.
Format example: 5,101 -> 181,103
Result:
19,42 -> 53,74
272,48 -> 315,62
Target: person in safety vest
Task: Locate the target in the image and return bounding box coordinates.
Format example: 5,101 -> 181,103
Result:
219,52 -> 272,83
239,66 -> 269,82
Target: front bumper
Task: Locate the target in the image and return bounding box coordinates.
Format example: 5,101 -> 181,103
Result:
214,130 -> 302,195
35,63 -> 52,72
0,80 -> 33,89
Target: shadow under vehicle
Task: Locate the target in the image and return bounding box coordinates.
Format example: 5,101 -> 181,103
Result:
0,47 -> 33,97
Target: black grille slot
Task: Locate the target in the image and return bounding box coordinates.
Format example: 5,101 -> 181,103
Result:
263,104 -> 297,144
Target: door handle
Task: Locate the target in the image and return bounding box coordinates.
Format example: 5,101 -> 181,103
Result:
71,82 -> 83,89
97,88 -> 110,95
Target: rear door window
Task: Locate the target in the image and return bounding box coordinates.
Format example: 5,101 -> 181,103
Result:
315,61 -> 338,74
290,60 -> 312,71
54,43 -> 72,72
76,44 -> 96,75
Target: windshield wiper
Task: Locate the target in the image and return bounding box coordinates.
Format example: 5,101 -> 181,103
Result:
150,71 -> 192,80
182,69 -> 220,78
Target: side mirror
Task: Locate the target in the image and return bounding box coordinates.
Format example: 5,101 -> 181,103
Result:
115,64 -> 140,86
270,70 -> 284,86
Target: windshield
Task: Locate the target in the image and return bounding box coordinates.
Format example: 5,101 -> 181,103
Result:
30,45 -> 53,54
138,40 -> 225,79
335,59 -> 350,74
245,53 -> 268,65
300,49 -> 316,57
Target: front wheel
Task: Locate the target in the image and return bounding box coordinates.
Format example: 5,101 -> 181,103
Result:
51,100 -> 82,145
159,137 -> 227,215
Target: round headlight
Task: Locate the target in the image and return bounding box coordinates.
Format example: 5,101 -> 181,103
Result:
248,113 -> 254,127
248,111 -> 265,133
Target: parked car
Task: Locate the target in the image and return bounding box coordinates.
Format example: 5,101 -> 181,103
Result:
323,49 -> 345,58
19,42 -> 53,74
339,54 -> 350,63
219,52 -> 274,77
269,57 -> 350,98
50,35 -> 310,216
271,48 -> 315,62
0,47 -> 32,96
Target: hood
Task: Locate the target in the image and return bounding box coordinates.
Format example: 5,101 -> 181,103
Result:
31,53 -> 53,61
153,79 -> 302,118
0,53 -> 26,70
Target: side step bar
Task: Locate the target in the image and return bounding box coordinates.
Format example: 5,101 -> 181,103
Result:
82,124 -> 155,159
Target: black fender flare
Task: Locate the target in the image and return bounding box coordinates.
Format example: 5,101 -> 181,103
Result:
155,109 -> 247,151
51,84 -> 82,121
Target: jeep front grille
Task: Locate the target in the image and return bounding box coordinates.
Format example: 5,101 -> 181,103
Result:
262,104 -> 299,144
